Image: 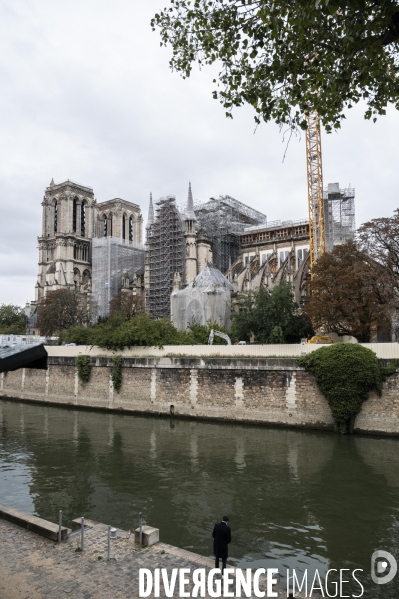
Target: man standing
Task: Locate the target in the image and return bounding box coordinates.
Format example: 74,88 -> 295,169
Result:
212,516 -> 231,574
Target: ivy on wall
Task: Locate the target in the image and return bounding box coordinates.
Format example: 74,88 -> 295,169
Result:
111,356 -> 123,392
298,344 -> 398,434
76,355 -> 91,384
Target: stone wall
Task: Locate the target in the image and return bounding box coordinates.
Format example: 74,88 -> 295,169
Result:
1,356 -> 399,436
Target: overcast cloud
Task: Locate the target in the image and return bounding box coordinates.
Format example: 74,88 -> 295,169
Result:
0,0 -> 398,306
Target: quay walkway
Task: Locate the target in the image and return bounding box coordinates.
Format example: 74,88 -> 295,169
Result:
0,517 -> 313,599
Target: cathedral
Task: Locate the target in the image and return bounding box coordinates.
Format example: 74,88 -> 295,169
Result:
30,178 -> 355,335
29,179 -> 144,331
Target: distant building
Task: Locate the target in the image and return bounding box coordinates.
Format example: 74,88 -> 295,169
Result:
30,179 -> 144,332
145,184 -> 213,319
145,184 -> 265,319
229,219 -> 311,304
226,183 -> 355,305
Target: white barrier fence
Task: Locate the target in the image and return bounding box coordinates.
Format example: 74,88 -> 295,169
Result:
46,343 -> 399,359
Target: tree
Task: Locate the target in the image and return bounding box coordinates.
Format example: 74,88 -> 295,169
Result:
304,240 -> 394,342
358,208 -> 399,286
232,283 -> 313,343
152,1 -> 399,132
0,304 -> 26,334
37,290 -> 90,336
109,292 -> 144,320
187,320 -> 230,344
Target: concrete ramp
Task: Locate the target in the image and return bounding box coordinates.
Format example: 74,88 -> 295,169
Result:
0,503 -> 67,541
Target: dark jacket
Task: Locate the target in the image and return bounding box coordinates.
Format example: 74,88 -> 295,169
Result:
212,521 -> 232,559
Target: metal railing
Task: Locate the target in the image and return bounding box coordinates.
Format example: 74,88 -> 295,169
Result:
58,509 -> 147,561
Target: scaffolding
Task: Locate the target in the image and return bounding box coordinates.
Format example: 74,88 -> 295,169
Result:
193,195 -> 266,273
92,237 -> 145,319
145,196 -> 185,319
324,183 -> 356,252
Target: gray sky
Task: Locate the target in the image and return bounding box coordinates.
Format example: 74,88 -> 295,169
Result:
0,0 -> 398,306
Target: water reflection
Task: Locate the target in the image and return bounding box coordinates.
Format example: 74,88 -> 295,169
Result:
0,399 -> 398,597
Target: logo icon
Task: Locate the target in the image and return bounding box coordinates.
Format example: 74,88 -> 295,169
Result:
371,550 -> 397,585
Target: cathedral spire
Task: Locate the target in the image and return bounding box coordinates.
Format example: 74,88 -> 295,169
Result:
147,192 -> 154,227
185,181 -> 196,221
50,178 -> 55,187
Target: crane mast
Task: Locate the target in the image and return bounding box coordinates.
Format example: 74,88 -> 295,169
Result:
306,112 -> 325,272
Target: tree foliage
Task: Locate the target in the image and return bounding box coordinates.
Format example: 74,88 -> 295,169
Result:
304,240 -> 394,342
76,355 -> 91,384
0,304 -> 26,335
358,208 -> 399,290
59,313 -> 231,349
298,344 -> 383,434
232,283 -> 313,343
109,292 -> 144,320
37,290 -> 91,336
187,320 -> 230,344
152,0 -> 399,131
111,356 -> 123,392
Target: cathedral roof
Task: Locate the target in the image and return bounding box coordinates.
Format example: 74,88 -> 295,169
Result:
190,263 -> 234,291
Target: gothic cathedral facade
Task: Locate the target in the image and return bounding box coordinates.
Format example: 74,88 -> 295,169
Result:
34,178 -> 143,307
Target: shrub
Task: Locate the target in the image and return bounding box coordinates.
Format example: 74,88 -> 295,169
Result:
76,355 -> 91,384
298,344 -> 384,434
59,326 -> 92,345
111,356 -> 123,392
59,313 -> 232,349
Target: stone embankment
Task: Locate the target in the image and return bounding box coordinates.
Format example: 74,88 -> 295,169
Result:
1,348 -> 399,435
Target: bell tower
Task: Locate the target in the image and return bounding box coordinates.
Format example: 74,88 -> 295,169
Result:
36,179 -> 96,301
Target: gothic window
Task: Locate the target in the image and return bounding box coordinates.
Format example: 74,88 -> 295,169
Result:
108,213 -> 113,236
54,201 -> 58,233
104,215 -> 108,236
82,270 -> 91,285
73,198 -> 77,232
82,245 -> 88,261
129,216 -> 133,242
122,215 -> 126,240
73,268 -> 81,289
279,251 -> 290,267
81,202 -> 86,237
74,244 -> 77,260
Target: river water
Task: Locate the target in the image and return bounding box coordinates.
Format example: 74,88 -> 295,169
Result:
1,398 -> 399,597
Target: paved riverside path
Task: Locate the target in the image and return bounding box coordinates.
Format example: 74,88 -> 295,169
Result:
0,518 -> 314,599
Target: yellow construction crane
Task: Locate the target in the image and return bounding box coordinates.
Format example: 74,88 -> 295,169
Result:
305,112 -> 326,273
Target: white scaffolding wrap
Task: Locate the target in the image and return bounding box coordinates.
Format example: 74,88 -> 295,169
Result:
171,263 -> 234,331
92,237 -> 145,318
324,183 -> 356,252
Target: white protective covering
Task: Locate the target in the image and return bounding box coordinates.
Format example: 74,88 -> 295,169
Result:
171,263 -> 234,331
92,236 -> 145,318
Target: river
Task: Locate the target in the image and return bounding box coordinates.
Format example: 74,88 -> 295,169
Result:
1,398 -> 398,597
